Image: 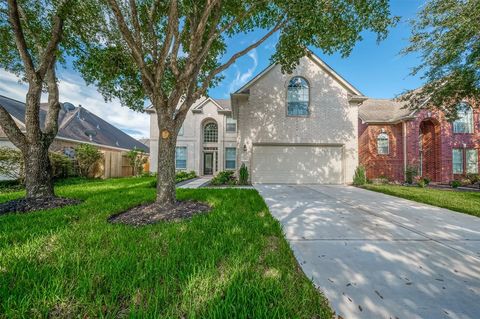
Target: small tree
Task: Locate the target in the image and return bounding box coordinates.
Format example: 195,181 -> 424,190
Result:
239,163 -> 249,185
352,165 -> 366,186
0,147 -> 24,182
126,148 -> 147,177
75,144 -> 103,178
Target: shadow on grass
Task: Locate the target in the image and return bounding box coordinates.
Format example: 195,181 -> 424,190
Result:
0,177 -> 331,318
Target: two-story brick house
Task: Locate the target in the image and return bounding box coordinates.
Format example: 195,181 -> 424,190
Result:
359,98 -> 479,182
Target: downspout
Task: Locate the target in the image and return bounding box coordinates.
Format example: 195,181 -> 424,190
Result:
403,121 -> 407,181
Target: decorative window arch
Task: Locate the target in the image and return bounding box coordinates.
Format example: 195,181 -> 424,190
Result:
287,76 -> 309,116
203,122 -> 218,143
377,133 -> 389,155
453,102 -> 473,133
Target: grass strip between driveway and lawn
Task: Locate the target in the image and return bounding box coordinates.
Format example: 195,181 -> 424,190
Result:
0,177 -> 332,318
363,184 -> 480,218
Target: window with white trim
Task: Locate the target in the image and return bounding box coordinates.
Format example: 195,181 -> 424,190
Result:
453,102 -> 473,133
452,149 -> 463,174
175,147 -> 187,169
203,122 -> 218,143
466,149 -> 478,174
225,147 -> 236,170
226,115 -> 237,132
377,133 -> 389,155
287,77 -> 309,116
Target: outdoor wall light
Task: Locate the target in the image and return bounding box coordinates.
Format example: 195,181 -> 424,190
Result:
243,144 -> 247,152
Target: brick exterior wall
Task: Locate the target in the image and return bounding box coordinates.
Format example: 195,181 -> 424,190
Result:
359,104 -> 480,183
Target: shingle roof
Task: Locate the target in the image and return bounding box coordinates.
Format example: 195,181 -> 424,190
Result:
359,98 -> 415,123
213,98 -> 231,111
0,95 -> 149,152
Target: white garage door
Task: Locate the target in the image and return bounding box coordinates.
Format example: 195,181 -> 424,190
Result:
252,145 -> 343,184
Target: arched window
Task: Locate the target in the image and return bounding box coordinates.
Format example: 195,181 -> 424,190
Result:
203,122 -> 218,143
377,133 -> 389,155
287,77 -> 309,116
453,102 -> 473,133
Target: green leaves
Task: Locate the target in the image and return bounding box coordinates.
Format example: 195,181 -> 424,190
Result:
402,0 -> 480,115
73,0 -> 397,109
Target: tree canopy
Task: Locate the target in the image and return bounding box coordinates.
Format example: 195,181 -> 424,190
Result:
75,0 -> 398,112
402,0 -> 480,116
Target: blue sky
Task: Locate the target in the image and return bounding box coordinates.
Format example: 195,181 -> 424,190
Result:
0,0 -> 424,139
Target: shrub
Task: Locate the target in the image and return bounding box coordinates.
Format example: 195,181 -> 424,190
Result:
75,144 -> 103,178
450,180 -> 461,188
126,148 -> 148,176
466,173 -> 480,184
149,170 -> 197,188
0,147 -> 24,182
417,179 -> 426,188
176,170 -> 196,183
49,152 -> 74,179
405,165 -> 418,184
422,177 -> 431,185
239,163 -> 249,185
211,171 -> 236,186
352,166 -> 366,186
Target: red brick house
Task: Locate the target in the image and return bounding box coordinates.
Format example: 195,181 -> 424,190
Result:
359,98 -> 480,183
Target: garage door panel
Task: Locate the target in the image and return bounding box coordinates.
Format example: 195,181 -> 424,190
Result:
252,145 -> 343,184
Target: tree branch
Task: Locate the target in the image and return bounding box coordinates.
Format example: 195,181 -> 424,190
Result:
154,0 -> 178,87
0,105 -> 27,150
129,0 -> 142,44
6,0 -> 36,80
37,12 -> 65,79
107,0 -> 154,92
194,20 -> 285,100
43,64 -> 61,143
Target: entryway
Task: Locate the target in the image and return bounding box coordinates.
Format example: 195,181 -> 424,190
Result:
203,152 -> 214,175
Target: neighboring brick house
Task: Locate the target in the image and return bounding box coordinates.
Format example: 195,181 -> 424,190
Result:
359,98 -> 480,183
0,94 -> 149,178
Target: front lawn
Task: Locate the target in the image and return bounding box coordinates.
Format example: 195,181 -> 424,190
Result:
363,184 -> 480,217
0,177 -> 331,318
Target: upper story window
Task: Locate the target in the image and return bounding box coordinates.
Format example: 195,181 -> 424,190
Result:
203,122 -> 218,143
287,76 -> 309,116
226,115 -> 237,132
453,102 -> 473,133
377,133 -> 389,155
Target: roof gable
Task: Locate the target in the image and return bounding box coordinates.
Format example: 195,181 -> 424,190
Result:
192,97 -> 231,113
234,50 -> 363,96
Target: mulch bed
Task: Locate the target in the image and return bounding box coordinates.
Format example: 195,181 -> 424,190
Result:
0,197 -> 82,215
108,200 -> 211,226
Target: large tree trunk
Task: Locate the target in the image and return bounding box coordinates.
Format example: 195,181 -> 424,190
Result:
155,111 -> 177,206
24,143 -> 54,198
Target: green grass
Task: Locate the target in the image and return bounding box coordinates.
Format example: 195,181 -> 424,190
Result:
363,184 -> 480,217
0,177 -> 331,318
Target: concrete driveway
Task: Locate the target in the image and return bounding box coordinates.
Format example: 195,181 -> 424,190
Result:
255,184 -> 480,319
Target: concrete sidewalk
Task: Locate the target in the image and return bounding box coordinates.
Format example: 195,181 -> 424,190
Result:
177,176 -> 212,189
256,184 -> 480,319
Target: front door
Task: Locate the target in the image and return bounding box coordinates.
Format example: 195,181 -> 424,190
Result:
204,153 -> 213,175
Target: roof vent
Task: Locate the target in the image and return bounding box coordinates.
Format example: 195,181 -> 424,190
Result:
115,141 -> 119,146
84,129 -> 97,141
63,102 -> 76,112
96,124 -> 100,129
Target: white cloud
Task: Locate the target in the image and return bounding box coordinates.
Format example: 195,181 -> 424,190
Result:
0,69 -> 149,139
228,49 -> 258,93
